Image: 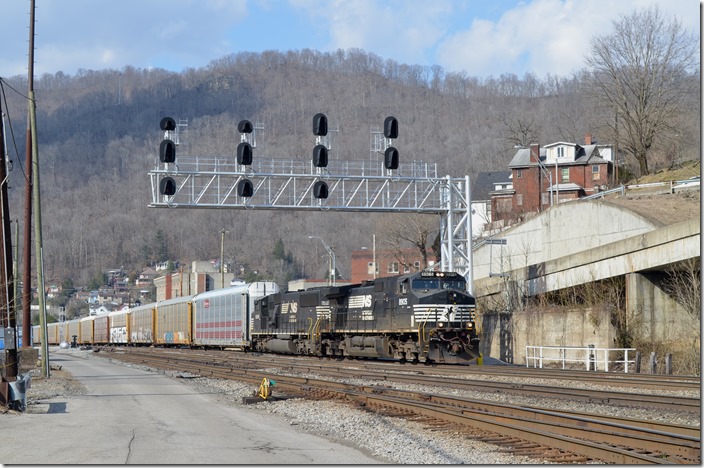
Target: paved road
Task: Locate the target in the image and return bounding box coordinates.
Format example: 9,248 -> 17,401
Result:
0,353 -> 383,464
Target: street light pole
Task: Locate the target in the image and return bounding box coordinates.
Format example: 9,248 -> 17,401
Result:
308,236 -> 336,286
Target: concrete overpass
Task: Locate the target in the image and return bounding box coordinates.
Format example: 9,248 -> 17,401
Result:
472,196 -> 700,364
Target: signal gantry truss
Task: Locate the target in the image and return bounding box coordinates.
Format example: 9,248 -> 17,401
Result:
148,156 -> 474,293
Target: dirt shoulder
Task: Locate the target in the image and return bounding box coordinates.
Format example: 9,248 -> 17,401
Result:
604,190 -> 700,226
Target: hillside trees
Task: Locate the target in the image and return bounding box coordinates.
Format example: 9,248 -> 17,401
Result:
0,46 -> 698,287
585,6 -> 699,176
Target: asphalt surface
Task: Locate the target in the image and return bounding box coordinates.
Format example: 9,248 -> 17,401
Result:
0,353 -> 383,464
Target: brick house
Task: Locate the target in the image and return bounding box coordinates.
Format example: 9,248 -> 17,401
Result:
350,247 -> 436,284
499,136 -> 612,220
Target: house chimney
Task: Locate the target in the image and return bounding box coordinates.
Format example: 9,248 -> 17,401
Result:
584,133 -> 592,145
529,143 -> 540,163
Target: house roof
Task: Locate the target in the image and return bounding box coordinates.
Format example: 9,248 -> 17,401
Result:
547,183 -> 583,192
508,144 -> 609,168
473,171 -> 512,201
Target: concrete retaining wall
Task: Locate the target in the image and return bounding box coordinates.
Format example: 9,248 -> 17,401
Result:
479,306 -> 615,366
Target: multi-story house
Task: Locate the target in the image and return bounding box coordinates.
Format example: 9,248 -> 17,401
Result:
472,171 -> 513,237
135,267 -> 158,288
350,247 -> 435,284
499,135 -> 613,220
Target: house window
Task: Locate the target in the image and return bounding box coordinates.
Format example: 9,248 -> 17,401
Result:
516,169 -> 522,179
592,165 -> 600,180
516,194 -> 523,206
561,168 -> 569,183
542,192 -> 551,206
557,147 -> 565,158
413,261 -> 421,271
367,262 -> 376,275
388,262 -> 399,274
403,264 -> 410,273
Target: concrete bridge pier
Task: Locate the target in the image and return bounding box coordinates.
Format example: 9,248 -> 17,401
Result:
626,271 -> 694,347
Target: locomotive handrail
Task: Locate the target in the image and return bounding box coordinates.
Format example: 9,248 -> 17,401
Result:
417,322 -> 428,349
307,318 -> 314,341
314,318 -> 322,340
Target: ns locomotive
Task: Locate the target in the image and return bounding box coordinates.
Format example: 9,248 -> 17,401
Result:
249,271 -> 480,364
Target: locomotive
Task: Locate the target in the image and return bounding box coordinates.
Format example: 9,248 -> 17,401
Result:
250,271 -> 480,364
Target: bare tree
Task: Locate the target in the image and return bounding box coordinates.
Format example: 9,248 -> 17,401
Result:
662,258 -> 701,375
499,113 -> 541,148
375,214 -> 438,270
584,6 -> 699,176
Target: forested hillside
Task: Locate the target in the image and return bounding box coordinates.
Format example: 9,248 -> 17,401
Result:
1,48 -> 699,286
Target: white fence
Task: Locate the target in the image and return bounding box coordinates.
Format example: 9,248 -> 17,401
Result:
581,177 -> 700,201
526,345 -> 637,373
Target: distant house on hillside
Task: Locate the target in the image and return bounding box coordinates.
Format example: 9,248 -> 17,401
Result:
497,135 -> 613,221
472,171 -> 512,238
135,267 -> 158,287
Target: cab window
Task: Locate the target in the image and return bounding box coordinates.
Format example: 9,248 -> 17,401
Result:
412,279 -> 439,290
441,280 -> 465,290
399,279 -> 409,294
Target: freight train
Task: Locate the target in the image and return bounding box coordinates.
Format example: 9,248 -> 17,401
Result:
33,271 -> 480,364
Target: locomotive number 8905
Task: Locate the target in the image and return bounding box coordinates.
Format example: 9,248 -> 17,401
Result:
250,271 -> 480,364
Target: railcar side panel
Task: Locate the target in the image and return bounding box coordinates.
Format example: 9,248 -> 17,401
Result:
93,315 -> 110,344
41,322 -> 58,345
129,303 -> 156,344
109,310 -> 130,344
67,319 -> 80,345
192,286 -> 248,347
156,296 -> 193,345
78,316 -> 96,345
32,325 -> 40,346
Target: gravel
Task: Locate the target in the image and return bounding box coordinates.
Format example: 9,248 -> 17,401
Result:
7,348 -> 700,464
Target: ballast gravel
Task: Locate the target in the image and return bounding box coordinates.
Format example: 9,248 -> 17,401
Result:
11,348 -> 701,465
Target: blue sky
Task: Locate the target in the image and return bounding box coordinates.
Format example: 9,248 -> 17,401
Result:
0,0 -> 699,80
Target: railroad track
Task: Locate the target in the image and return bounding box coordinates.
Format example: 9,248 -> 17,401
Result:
95,347 -> 701,464
101,347 -> 699,413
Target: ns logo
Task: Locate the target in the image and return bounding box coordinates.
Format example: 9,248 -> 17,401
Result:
350,294 -> 372,308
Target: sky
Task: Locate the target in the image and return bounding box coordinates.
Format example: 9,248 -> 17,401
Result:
0,0 -> 699,80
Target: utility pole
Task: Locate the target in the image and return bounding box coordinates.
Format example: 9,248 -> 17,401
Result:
22,0 -> 36,351
0,87 -> 18,380
309,236 -> 336,286
27,0 -> 49,377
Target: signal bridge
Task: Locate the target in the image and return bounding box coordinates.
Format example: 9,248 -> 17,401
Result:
148,116 -> 474,292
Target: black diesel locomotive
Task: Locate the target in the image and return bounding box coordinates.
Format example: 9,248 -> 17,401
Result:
250,271 -> 480,364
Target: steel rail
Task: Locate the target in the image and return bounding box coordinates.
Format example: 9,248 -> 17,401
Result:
101,349 -> 699,464
107,348 -> 699,411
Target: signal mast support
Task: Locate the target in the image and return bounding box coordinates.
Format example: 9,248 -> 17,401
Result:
148,117 -> 474,292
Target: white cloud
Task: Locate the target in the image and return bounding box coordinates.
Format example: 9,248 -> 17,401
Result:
435,0 -> 700,78
291,0 -> 454,66
0,0 -> 697,79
